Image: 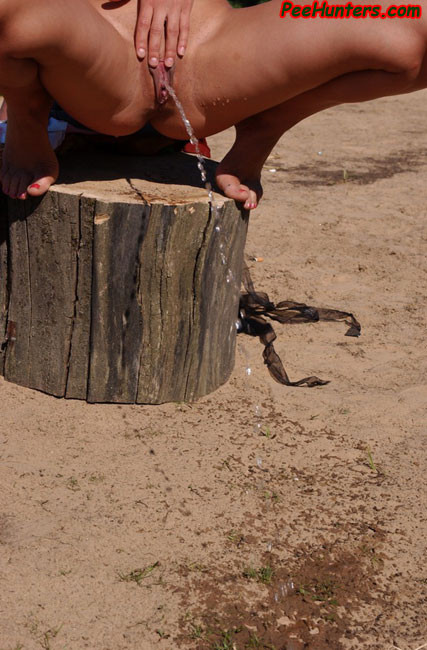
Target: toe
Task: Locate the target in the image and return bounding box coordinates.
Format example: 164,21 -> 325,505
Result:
243,189 -> 258,211
27,170 -> 56,197
216,172 -> 250,203
16,173 -> 31,200
1,169 -> 12,198
216,164 -> 262,209
8,172 -> 22,199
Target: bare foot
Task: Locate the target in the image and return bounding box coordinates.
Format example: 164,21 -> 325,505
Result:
216,111 -> 288,210
1,115 -> 58,200
215,122 -> 271,211
216,155 -> 263,211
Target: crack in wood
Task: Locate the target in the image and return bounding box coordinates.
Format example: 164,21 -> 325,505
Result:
183,203 -> 212,401
3,189 -> 246,404
64,195 -> 83,396
126,178 -> 147,203
25,215 -> 33,382
0,197 -> 10,374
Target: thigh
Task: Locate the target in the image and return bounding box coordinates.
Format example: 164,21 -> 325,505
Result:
3,0 -> 153,135
220,2 -> 423,113
156,0 -> 426,138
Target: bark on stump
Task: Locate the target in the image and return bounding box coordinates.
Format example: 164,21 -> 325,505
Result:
0,151 -> 248,404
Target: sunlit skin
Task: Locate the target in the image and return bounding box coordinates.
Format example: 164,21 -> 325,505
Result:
0,0 -> 426,208
129,0 -> 194,67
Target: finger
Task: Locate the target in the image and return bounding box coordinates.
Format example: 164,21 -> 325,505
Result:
164,10 -> 180,67
148,10 -> 167,67
158,27 -> 166,62
177,3 -> 192,56
136,4 -> 153,60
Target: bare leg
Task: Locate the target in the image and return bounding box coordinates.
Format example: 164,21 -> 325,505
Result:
0,0 -> 154,199
153,0 -> 427,138
147,0 -> 427,207
1,83 -> 57,199
216,62 -> 427,209
1,0 -> 426,204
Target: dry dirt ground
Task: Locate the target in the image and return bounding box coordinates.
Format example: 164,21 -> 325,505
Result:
1,91 -> 426,650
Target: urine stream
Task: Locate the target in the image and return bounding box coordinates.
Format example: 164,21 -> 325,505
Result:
166,83 -> 289,559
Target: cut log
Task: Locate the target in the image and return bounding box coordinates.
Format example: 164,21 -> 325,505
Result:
0,195 -> 8,375
0,151 -> 248,403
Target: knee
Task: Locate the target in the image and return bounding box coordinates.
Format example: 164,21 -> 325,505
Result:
0,1 -> 50,59
399,42 -> 424,83
0,4 -> 27,58
388,32 -> 425,87
0,5 -> 14,51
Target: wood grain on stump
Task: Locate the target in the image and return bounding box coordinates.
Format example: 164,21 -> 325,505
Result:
0,151 -> 248,404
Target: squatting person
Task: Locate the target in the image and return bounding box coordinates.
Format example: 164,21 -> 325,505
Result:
0,0 -> 425,210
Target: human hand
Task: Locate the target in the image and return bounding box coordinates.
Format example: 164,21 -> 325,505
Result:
135,0 -> 194,68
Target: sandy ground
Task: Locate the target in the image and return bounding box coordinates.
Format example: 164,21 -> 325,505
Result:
1,91 -> 426,650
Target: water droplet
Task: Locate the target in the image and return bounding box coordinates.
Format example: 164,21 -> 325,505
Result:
245,367 -> 252,377
164,79 -> 241,367
317,151 -> 323,156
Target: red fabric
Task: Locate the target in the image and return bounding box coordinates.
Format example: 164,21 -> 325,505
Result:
182,138 -> 211,158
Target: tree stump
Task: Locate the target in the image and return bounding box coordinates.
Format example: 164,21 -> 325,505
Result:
0,150 -> 248,404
